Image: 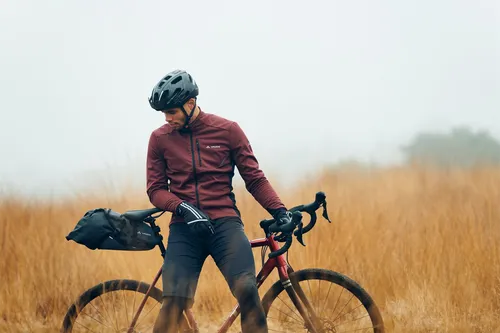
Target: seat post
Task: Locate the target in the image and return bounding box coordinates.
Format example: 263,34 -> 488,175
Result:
144,216 -> 166,257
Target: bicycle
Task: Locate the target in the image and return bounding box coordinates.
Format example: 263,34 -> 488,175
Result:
61,191 -> 385,333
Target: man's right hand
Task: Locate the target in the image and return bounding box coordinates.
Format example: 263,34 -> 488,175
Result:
176,202 -> 215,237
273,208 -> 293,227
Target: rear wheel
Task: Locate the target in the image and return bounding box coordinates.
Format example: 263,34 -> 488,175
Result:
60,279 -> 191,333
262,268 -> 385,333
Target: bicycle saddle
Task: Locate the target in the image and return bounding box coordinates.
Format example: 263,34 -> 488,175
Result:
122,207 -> 162,221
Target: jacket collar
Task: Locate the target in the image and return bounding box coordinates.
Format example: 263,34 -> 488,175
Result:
179,109 -> 205,133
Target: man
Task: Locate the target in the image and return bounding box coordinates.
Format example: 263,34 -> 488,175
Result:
146,69 -> 292,333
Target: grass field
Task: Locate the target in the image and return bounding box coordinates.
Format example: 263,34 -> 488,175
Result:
1,166 -> 499,332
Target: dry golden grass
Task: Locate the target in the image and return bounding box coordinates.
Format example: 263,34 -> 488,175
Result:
1,166 -> 500,333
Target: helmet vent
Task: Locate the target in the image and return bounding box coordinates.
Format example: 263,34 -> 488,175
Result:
172,76 -> 182,84
173,87 -> 182,97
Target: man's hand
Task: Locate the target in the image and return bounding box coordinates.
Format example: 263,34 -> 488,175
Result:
273,208 -> 293,227
176,202 -> 215,237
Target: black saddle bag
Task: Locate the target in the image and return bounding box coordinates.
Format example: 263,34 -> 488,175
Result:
66,208 -> 161,251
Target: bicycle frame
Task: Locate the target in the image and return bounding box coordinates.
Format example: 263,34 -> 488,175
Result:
126,230 -> 322,333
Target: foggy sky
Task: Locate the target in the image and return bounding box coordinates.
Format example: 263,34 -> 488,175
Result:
1,0 -> 498,197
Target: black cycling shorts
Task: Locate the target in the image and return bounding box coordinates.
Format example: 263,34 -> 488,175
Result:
161,216 -> 256,304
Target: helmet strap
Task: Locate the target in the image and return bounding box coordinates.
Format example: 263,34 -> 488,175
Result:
180,98 -> 197,129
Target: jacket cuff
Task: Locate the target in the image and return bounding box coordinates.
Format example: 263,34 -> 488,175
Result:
267,207 -> 287,219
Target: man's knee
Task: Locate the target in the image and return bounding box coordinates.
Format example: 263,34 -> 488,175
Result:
161,296 -> 192,311
231,274 -> 259,301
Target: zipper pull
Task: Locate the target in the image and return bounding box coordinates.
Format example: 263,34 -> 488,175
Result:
196,139 -> 202,166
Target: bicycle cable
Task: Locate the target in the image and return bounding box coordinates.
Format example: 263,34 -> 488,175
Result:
261,245 -> 268,267
151,211 -> 167,219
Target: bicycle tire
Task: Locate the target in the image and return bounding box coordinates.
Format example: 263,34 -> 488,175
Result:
261,268 -> 385,333
60,279 -> 165,333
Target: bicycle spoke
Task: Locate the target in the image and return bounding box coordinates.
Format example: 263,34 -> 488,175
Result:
119,290 -> 160,333
267,317 -> 305,332
88,300 -> 114,329
267,319 -> 305,333
329,287 -> 345,322
328,296 -> 375,332
306,279 -> 313,309
267,309 -> 303,326
318,281 -> 333,319
266,295 -> 310,332
314,279 -> 323,321
268,328 -> 298,333
339,316 -> 373,332
332,293 -> 355,323
332,303 -> 365,324
276,294 -> 305,323
74,320 -> 101,333
122,289 -> 130,329
333,325 -> 375,333
98,294 -> 119,332
79,310 -> 113,330
134,297 -> 161,329
136,322 -> 155,333
109,289 -> 122,333
315,279 -> 321,316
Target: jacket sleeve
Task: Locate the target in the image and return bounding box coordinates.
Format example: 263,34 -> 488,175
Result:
229,122 -> 286,216
146,132 -> 183,212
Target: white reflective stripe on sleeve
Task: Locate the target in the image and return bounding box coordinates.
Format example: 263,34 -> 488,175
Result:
186,219 -> 208,224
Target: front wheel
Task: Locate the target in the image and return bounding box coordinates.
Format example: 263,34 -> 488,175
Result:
262,268 -> 385,333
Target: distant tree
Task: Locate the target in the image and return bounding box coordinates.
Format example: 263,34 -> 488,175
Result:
401,126 -> 500,167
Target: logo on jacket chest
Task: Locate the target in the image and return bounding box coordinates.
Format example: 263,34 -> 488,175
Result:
206,145 -> 221,149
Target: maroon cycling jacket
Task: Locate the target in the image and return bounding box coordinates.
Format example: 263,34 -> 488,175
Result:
146,110 -> 286,224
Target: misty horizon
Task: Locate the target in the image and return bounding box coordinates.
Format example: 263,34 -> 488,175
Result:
1,0 -> 498,198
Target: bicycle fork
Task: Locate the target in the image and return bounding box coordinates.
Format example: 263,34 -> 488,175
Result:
284,266 -> 324,333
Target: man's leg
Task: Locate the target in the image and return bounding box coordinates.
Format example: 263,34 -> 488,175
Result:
153,222 -> 207,333
153,296 -> 191,333
209,217 -> 268,333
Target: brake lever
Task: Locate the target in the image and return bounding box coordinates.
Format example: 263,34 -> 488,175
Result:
322,201 -> 332,223
296,222 -> 305,246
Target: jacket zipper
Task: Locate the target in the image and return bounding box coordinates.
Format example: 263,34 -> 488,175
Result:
189,133 -> 201,208
196,139 -> 202,166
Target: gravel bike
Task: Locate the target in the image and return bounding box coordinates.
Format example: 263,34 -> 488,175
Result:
61,191 -> 385,333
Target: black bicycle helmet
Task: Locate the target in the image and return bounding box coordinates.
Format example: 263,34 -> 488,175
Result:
148,69 -> 199,111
